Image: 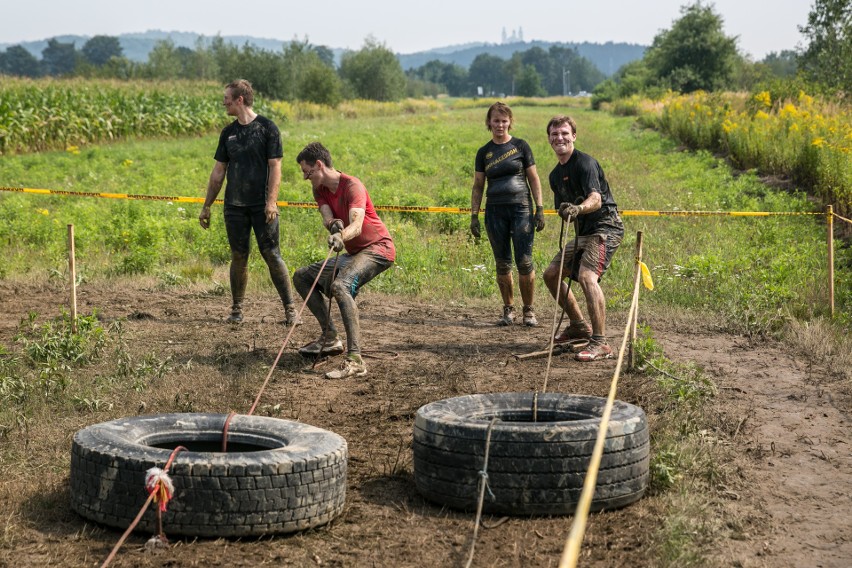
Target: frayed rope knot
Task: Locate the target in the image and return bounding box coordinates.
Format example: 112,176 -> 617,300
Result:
145,467 -> 175,513
478,470 -> 495,501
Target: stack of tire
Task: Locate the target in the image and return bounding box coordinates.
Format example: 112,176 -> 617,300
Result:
70,413 -> 348,536
413,393 -> 649,515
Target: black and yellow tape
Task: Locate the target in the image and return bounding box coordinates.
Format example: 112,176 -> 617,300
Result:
0,186 -> 830,217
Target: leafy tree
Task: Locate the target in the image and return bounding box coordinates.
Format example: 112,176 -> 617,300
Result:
0,45 -> 41,77
798,0 -> 852,92
645,2 -> 739,92
210,36 -> 242,84
312,45 -> 335,67
144,39 -> 182,79
761,50 -> 798,78
515,64 -> 546,96
82,35 -> 123,66
468,53 -> 507,96
409,60 -> 468,96
298,60 -> 342,105
339,38 -> 406,101
41,38 -> 78,76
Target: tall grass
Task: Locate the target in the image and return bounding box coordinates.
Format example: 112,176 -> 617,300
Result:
619,89 -> 852,218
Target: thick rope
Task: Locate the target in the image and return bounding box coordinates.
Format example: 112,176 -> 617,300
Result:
247,247 -> 336,416
558,236 -> 645,568
100,446 -> 186,568
537,213 -> 580,421
464,417 -> 499,568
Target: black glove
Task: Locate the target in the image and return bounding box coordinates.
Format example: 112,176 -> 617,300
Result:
327,218 -> 344,235
327,233 -> 345,252
534,206 -> 545,232
470,214 -> 481,239
559,202 -> 581,222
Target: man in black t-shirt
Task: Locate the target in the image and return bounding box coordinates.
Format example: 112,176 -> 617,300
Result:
198,79 -> 299,326
543,115 -> 624,361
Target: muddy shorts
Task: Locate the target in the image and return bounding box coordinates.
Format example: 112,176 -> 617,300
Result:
484,202 -> 535,274
223,204 -> 280,255
549,218 -> 624,282
299,249 -> 392,299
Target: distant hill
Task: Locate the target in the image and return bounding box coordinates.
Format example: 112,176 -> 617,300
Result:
398,41 -> 646,76
0,31 -> 646,76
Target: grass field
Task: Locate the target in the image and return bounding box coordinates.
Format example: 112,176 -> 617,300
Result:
1,99 -> 848,333
1,94 -> 851,566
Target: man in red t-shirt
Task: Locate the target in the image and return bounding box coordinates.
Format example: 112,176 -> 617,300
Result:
293,142 -> 396,379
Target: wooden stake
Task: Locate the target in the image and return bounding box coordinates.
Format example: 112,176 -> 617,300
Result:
68,224 -> 78,334
827,205 -> 834,318
628,231 -> 644,371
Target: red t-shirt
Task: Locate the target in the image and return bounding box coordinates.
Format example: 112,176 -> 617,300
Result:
314,172 -> 396,262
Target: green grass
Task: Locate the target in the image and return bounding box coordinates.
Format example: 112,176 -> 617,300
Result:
0,102 -> 849,332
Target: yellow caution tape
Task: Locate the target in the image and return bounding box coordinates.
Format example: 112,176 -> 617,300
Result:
0,186 -> 828,217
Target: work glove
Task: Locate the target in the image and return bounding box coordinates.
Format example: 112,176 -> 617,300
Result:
326,218 -> 344,235
470,214 -> 481,239
558,202 -> 581,223
327,233 -> 345,252
534,206 -> 545,232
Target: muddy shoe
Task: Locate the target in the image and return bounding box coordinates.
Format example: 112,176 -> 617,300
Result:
299,334 -> 344,357
283,304 -> 303,326
497,305 -> 516,326
325,354 -> 367,379
227,307 -> 243,324
574,339 -> 614,362
554,321 -> 592,344
522,305 -> 538,327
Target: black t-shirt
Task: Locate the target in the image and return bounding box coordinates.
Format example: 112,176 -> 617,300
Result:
475,137 -> 535,206
214,115 -> 283,207
549,148 -> 620,236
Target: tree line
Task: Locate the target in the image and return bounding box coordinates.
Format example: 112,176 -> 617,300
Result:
0,33 -> 608,102
592,0 -> 850,107
1,0 -> 847,103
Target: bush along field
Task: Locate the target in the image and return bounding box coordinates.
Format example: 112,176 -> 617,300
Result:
613,88 -> 852,220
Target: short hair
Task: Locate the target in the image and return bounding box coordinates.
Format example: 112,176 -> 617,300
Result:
546,115 -> 577,136
226,79 -> 254,107
296,142 -> 333,168
486,101 -> 514,131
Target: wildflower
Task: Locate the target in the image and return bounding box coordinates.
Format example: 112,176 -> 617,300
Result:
755,110 -> 770,120
753,91 -> 772,108
780,104 -> 798,119
812,137 -> 826,148
122,159 -> 133,167
36,208 -> 49,216
66,145 -> 80,155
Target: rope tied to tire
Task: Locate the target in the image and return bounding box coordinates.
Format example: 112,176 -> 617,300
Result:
464,417 -> 498,568
100,445 -> 186,568
144,467 -> 175,512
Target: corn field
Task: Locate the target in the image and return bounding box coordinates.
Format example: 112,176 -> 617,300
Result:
0,78 -> 228,155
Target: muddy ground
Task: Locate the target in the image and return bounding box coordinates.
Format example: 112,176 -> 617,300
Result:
0,280 -> 849,567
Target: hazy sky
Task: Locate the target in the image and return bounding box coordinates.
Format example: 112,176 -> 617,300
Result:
1,0 -> 812,60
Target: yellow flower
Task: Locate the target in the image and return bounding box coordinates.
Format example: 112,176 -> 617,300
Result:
122,159 -> 133,167
66,145 -> 80,155
753,91 -> 772,108
755,110 -> 770,120
811,137 -> 826,147
780,104 -> 798,118
798,91 -> 814,107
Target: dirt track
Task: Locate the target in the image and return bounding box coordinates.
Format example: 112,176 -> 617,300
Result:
0,281 -> 849,567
